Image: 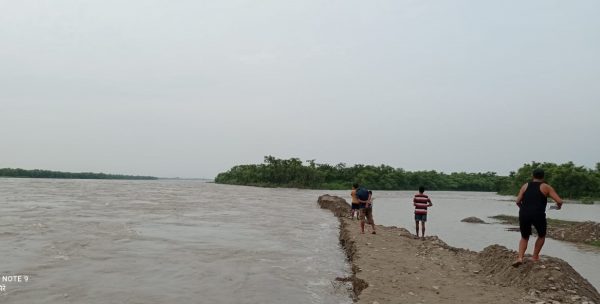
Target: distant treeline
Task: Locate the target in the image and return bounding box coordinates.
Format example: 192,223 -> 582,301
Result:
0,168 -> 157,180
214,156 -> 600,200
499,161 -> 600,201
215,156 -> 507,191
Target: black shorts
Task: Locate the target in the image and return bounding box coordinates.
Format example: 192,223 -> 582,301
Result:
351,203 -> 360,210
519,212 -> 547,239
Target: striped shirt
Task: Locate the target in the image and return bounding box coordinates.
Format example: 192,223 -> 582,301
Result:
413,193 -> 431,215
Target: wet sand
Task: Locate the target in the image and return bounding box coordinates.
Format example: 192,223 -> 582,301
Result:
319,195 -> 600,304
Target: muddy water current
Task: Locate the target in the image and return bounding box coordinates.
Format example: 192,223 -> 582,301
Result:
1,179 -> 599,303
0,179 -> 351,304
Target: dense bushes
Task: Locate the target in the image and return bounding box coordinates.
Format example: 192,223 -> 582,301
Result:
215,156 -> 600,200
499,161 -> 600,199
215,156 -> 508,192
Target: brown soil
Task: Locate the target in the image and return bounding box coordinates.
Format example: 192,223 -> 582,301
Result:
549,222 -> 600,244
318,194 -> 600,304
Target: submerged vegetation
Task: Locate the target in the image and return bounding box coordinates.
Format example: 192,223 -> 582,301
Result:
490,214 -> 600,248
215,156 -> 600,200
0,168 -> 157,180
489,215 -> 579,229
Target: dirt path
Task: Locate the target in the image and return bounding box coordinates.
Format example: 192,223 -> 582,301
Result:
319,195 -> 600,304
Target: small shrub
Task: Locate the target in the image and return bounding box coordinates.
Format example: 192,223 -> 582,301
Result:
580,197 -> 595,205
587,240 -> 600,247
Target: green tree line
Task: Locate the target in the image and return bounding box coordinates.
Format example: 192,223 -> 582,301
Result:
214,156 -> 600,199
0,168 -> 157,180
499,161 -> 600,200
215,156 -> 508,191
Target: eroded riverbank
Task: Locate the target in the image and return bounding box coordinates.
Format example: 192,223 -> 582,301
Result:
319,194 -> 600,304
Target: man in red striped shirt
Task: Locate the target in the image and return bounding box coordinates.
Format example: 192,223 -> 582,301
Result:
413,186 -> 433,239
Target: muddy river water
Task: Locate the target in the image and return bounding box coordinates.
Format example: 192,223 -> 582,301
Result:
1,179 -> 598,303
0,179 -> 350,304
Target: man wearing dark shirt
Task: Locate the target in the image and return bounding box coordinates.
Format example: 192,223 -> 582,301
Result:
513,168 -> 563,267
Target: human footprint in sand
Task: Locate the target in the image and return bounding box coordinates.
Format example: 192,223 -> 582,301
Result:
512,168 -> 563,267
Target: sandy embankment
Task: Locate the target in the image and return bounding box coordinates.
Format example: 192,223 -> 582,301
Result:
318,195 -> 600,304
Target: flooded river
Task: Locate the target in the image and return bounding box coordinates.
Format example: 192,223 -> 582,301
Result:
0,179 -> 350,304
1,179 -> 598,303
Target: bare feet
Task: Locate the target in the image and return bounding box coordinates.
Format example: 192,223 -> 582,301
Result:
531,256 -> 540,262
512,259 -> 523,267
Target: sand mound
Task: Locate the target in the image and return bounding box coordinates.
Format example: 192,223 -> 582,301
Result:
318,194 -> 350,217
479,245 -> 600,303
318,194 -> 600,304
461,216 -> 487,223
551,221 -> 600,244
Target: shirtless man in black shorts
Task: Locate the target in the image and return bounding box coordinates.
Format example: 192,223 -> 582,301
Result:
513,168 -> 563,266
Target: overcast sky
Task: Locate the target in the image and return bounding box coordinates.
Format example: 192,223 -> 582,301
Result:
1,0 -> 599,178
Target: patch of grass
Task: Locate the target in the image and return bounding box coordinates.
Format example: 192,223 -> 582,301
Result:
580,197 -> 596,205
546,218 -> 579,227
587,240 -> 600,247
489,214 -> 580,229
489,215 -> 519,225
